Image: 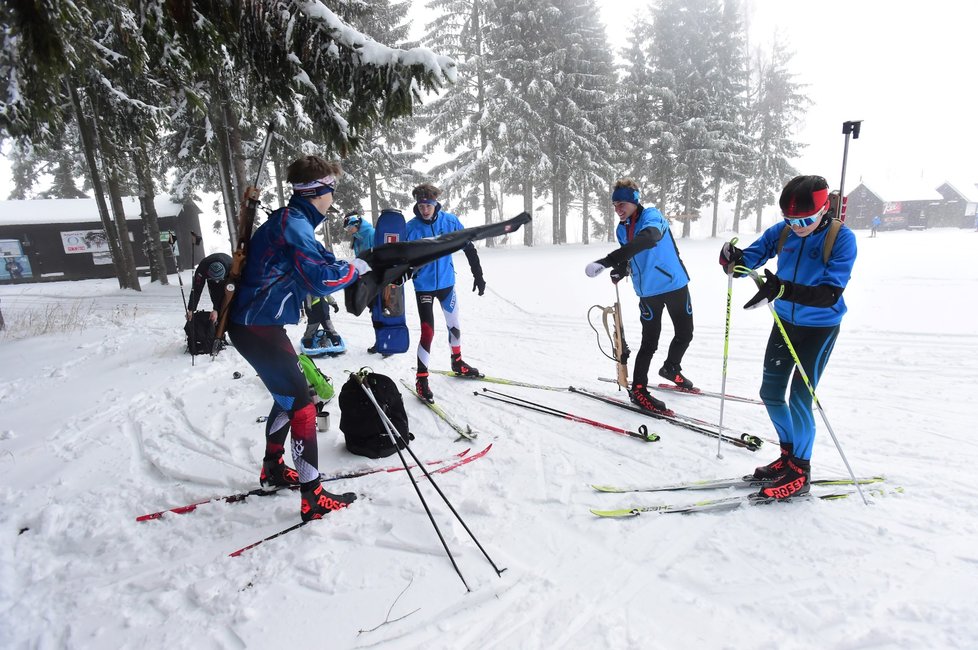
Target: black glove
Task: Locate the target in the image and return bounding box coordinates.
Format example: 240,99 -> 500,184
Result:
472,274 -> 486,296
744,269 -> 787,310
610,262 -> 629,285
331,301 -> 339,314
719,242 -> 744,275
620,343 -> 631,366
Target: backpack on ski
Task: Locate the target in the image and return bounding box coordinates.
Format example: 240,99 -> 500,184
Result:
338,371 -> 413,459
184,310 -> 224,356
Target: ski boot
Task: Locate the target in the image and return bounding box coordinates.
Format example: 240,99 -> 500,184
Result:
451,354 -> 481,377
658,362 -> 695,390
300,480 -> 357,522
415,373 -> 434,403
628,383 -> 668,413
260,456 -> 300,488
758,457 -> 811,500
750,443 -> 793,482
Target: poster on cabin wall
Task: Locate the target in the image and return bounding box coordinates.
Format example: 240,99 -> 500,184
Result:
61,230 -> 110,254
0,239 -> 33,280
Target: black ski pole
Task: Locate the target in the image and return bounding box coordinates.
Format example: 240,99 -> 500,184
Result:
838,120 -> 862,223
363,376 -> 505,577
355,373 -> 506,586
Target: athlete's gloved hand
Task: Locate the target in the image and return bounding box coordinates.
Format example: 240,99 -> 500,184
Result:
585,261 -> 606,277
472,274 -> 486,296
719,242 -> 744,275
610,262 -> 629,284
352,258 -> 372,276
331,301 -> 340,313
744,269 -> 788,310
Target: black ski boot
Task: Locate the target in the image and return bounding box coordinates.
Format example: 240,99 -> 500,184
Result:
300,480 -> 357,521
451,354 -> 481,377
658,362 -> 695,390
415,373 -> 434,403
260,456 -> 300,488
628,383 -> 668,413
750,443 -> 793,482
758,457 -> 811,500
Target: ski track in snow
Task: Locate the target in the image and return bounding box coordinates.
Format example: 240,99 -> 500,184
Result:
2,229 -> 978,648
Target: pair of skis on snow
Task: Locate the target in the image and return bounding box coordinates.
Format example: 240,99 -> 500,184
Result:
425,370 -> 765,451
588,475 -> 893,516
137,444 -> 493,556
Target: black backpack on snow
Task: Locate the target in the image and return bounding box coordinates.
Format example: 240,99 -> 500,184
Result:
339,372 -> 413,458
184,310 -> 223,356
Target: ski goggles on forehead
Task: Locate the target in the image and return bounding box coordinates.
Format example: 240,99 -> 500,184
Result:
783,204 -> 827,227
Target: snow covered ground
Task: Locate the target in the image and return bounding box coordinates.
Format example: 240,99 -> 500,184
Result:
2,227 -> 977,649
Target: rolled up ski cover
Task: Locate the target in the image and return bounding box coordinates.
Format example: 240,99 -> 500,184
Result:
345,212 -> 531,315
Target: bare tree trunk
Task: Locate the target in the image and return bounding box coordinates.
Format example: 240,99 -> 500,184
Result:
273,154 -> 286,208
68,82 -> 126,289
368,169 -> 380,220
681,175 -> 692,238
754,195 -> 763,233
209,79 -> 239,246
92,99 -> 140,291
733,181 -> 744,233
607,176 -> 616,242
711,171 -> 721,238
581,174 -> 590,245
134,148 -> 169,285
550,170 -> 560,246
522,180 -> 534,247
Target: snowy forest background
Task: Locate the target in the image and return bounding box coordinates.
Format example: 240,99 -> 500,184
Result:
1,0 -> 805,291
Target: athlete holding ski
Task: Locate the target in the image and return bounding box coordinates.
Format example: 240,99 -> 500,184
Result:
228,155 -> 370,522
718,175 -> 857,500
585,178 -> 695,414
406,183 -> 486,403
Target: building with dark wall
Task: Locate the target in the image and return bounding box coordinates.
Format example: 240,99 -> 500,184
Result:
935,182 -> 978,228
0,196 -> 202,283
844,181 -> 963,231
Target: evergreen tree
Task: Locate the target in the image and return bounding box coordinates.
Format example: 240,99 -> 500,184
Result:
744,40 -> 805,232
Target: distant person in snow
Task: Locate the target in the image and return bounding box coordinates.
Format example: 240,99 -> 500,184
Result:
718,175 -> 857,501
343,211 -> 375,257
405,182 -> 486,403
584,178 -> 695,414
186,253 -> 231,323
870,215 -> 881,238
227,155 -> 370,522
300,293 -> 342,349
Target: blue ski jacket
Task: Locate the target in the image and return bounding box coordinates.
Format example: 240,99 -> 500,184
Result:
617,206 -> 690,298
405,205 -> 467,292
230,195 -> 359,326
352,221 -> 375,256
740,221 -> 857,327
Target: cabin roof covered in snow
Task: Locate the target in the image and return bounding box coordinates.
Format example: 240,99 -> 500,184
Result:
0,195 -> 191,227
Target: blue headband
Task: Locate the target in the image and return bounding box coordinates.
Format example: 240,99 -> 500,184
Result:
611,187 -> 640,205
417,198 -> 438,206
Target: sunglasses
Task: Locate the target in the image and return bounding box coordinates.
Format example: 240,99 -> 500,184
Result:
783,204 -> 827,227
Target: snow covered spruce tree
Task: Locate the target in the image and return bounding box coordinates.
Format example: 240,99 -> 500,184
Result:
162,0 -> 456,246
643,0 -> 729,237
418,0 -> 503,236
331,0 -> 427,222
490,0 -> 615,244
743,40 -> 806,232
481,0 -> 555,246
705,0 -> 753,238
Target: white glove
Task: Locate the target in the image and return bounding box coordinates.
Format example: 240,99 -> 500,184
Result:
585,261 -> 606,278
352,258 -> 372,276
